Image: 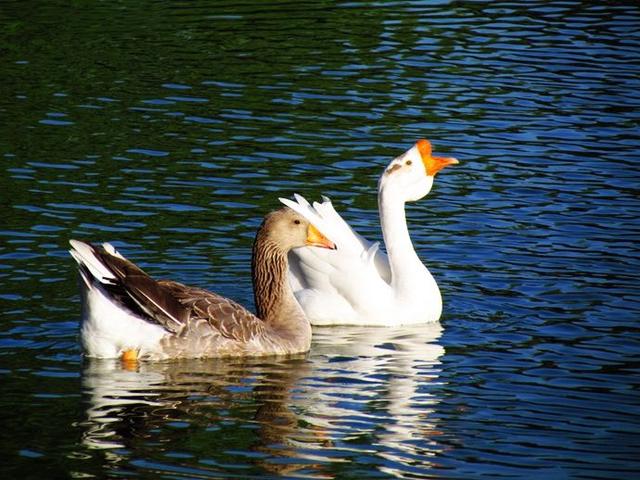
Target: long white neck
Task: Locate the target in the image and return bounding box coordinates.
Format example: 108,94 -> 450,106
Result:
378,187 -> 433,299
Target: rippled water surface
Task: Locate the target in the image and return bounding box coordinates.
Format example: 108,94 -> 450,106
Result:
1,1 -> 639,478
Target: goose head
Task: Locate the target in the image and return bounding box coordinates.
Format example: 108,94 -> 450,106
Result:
378,139 -> 458,202
259,208 -> 336,252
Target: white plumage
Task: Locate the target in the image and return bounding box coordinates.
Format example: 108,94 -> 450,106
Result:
69,240 -> 167,359
281,139 -> 458,326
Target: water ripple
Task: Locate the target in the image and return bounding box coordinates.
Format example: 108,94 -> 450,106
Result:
1,0 -> 639,478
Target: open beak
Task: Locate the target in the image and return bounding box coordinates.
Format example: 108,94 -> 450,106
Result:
431,156 -> 459,175
417,139 -> 459,176
306,224 -> 336,250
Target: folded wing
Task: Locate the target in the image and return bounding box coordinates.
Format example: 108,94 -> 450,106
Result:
69,240 -> 266,344
279,194 -> 393,324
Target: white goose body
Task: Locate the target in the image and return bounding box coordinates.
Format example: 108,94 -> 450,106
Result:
281,140 -> 458,326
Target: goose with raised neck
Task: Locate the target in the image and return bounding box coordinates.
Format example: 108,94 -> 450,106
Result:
280,139 -> 458,326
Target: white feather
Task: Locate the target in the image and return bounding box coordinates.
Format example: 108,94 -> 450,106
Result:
79,283 -> 166,358
280,140 -> 456,326
69,240 -> 117,284
69,240 -> 166,358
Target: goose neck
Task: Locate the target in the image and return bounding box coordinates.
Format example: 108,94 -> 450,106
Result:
251,238 -> 310,344
378,188 -> 427,293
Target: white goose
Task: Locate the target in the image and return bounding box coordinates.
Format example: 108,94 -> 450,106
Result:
280,139 -> 458,326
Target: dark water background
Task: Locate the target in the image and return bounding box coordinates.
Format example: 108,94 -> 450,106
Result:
1,1 -> 639,478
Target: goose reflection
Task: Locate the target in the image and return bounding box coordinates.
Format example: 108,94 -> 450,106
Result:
79,322 -> 444,478
302,322 -> 445,475
79,356 -> 316,476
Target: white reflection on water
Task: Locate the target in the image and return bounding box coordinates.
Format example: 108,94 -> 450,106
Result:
79,323 -> 444,478
81,363 -> 172,449
303,323 -> 445,476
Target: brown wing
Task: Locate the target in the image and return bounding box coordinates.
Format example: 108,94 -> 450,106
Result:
83,241 -> 264,343
92,245 -> 190,332
158,280 -> 267,343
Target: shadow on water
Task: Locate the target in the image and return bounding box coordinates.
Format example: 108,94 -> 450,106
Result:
78,323 -> 444,478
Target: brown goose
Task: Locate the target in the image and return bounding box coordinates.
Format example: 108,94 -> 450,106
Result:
69,207 -> 336,360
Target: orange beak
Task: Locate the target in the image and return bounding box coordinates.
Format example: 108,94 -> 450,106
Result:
306,224 -> 336,250
417,139 -> 459,176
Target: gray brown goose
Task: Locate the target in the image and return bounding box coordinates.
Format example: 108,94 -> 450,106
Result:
69,207 -> 336,360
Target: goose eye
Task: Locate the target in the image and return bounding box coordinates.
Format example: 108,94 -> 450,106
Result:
406,160 -> 412,165
294,219 -> 301,225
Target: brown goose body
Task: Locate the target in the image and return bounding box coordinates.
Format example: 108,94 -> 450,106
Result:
69,208 -> 335,360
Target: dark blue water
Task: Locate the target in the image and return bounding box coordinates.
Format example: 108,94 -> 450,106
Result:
1,1 -> 639,478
